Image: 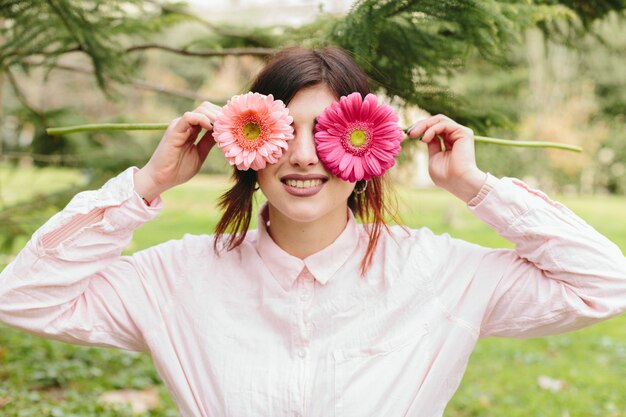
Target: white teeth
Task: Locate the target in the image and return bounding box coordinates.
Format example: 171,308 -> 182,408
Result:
285,179 -> 323,188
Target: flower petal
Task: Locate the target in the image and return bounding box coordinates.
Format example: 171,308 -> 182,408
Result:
338,152 -> 353,172
213,92 -> 294,171
314,92 -> 402,181
352,158 -> 365,181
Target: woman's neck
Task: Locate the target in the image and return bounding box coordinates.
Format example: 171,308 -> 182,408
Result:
265,205 -> 349,259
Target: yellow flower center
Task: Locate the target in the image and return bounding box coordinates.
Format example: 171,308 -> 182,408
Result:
350,129 -> 367,147
243,122 -> 261,141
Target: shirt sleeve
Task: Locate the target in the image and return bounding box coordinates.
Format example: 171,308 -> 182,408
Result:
0,167 -> 168,351
429,175 -> 626,339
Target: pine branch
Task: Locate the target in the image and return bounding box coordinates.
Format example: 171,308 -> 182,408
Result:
321,0 -> 625,130
1,0 -> 197,93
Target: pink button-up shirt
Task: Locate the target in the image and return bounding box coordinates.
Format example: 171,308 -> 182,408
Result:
1,167 -> 625,417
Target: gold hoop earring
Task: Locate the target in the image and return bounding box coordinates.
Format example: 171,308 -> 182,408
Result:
353,180 -> 368,195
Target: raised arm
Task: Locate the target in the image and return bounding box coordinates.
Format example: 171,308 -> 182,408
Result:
469,175 -> 626,338
408,115 -> 626,338
0,102 -> 219,350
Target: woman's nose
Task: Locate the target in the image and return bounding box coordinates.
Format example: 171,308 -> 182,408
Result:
288,130 -> 319,167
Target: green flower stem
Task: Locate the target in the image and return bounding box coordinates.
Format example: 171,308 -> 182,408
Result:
416,133 -> 583,153
46,123 -> 583,153
46,123 -> 170,135
474,135 -> 582,153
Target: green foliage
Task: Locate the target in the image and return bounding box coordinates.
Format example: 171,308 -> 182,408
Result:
451,12 -> 626,192
578,13 -> 626,118
536,0 -> 626,28
0,0 -> 190,92
186,0 -> 625,135
0,325 -> 170,416
323,0 -> 565,129
0,0 -> 193,178
184,23 -> 284,50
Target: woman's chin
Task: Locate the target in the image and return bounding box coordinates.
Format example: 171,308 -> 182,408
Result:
274,205 -> 325,224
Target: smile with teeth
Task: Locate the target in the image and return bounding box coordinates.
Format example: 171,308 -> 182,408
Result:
284,179 -> 324,188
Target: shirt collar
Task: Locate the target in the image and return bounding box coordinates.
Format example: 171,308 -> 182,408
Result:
255,204 -> 360,291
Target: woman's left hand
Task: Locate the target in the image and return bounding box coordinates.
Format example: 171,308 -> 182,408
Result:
406,114 -> 487,203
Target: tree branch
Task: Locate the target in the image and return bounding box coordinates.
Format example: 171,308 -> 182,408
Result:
125,44 -> 276,57
19,59 -> 228,104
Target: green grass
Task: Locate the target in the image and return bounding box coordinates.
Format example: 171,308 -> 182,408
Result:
1,166 -> 626,416
0,164 -> 86,208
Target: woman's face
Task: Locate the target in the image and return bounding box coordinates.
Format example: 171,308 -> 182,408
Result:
257,84 -> 356,225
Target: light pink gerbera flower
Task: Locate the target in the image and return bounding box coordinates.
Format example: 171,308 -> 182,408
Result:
314,92 -> 403,182
213,92 -> 294,171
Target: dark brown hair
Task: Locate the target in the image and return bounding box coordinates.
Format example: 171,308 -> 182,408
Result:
214,47 -> 399,275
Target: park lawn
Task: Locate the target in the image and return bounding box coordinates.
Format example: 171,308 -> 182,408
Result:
0,164 -> 86,208
1,166 -> 626,416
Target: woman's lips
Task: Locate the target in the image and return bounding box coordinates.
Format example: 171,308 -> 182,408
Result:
282,182 -> 325,197
280,175 -> 327,197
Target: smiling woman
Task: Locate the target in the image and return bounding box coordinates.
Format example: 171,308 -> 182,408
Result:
215,48 -> 400,273
255,84 -> 357,258
1,46 -> 625,417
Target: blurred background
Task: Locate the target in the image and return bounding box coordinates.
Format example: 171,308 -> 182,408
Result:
1,0 -> 625,416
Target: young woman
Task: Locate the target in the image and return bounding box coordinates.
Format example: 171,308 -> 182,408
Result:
1,47 -> 625,417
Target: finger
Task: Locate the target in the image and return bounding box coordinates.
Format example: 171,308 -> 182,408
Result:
421,120 -> 471,147
187,107 -> 217,146
194,105 -> 220,127
406,114 -> 448,139
196,102 -> 222,120
196,129 -> 216,162
421,121 -> 452,144
173,111 -> 214,135
198,100 -> 222,112
405,119 -> 429,139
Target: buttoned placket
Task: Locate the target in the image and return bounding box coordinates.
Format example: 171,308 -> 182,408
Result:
290,267 -> 316,417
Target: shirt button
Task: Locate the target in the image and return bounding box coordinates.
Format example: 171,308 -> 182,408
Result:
298,349 -> 307,358
300,292 -> 311,301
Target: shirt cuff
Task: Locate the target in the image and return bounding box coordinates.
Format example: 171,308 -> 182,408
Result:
467,172 -> 498,207
468,176 -> 572,234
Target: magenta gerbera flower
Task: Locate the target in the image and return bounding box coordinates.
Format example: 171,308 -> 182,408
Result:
213,92 -> 294,171
314,92 -> 403,182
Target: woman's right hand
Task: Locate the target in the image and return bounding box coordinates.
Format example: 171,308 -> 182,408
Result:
134,101 -> 221,201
